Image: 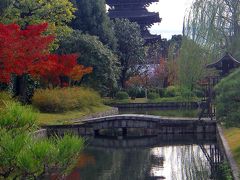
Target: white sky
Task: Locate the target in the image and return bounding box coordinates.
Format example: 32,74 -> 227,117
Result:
148,0 -> 194,39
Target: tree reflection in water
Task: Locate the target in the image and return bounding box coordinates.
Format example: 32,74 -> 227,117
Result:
68,136 -> 222,180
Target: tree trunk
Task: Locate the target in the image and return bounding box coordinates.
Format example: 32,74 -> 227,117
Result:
120,73 -> 126,89
13,74 -> 33,104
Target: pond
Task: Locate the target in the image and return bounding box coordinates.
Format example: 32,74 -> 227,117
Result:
65,134 -> 224,180
44,107 -> 228,179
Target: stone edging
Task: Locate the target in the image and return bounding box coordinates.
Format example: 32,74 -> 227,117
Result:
32,129 -> 47,139
217,125 -> 240,180
111,102 -> 199,109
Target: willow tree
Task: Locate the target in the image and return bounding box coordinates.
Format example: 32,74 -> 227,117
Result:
177,0 -> 240,89
178,37 -> 211,90
184,0 -> 240,57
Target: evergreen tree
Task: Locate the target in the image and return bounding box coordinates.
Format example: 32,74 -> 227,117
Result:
113,19 -> 145,88
71,0 -> 117,49
215,68 -> 240,127
58,30 -> 119,95
0,0 -> 76,38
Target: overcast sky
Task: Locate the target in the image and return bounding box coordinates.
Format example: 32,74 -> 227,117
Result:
148,0 -> 194,39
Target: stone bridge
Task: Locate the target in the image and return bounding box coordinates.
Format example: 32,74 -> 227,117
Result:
44,114 -> 216,137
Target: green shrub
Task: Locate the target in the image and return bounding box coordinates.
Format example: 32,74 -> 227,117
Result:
0,102 -> 37,131
127,88 -> 137,99
216,162 -> 233,180
147,92 -> 159,100
127,88 -> 145,99
136,88 -> 146,98
215,69 -> 240,127
180,87 -> 195,100
193,87 -> 204,97
115,91 -> 129,100
32,87 -> 102,113
164,86 -> 180,97
0,101 -> 84,179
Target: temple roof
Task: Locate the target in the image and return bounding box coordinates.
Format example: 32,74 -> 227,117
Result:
206,52 -> 240,76
106,0 -> 161,43
142,30 -> 161,43
206,52 -> 240,69
144,34 -> 161,43
108,10 -> 161,25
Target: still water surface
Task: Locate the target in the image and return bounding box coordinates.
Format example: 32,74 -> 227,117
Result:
67,135 -> 222,180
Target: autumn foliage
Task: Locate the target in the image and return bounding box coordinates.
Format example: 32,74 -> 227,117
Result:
0,23 -> 92,85
126,75 -> 149,88
69,65 -> 93,82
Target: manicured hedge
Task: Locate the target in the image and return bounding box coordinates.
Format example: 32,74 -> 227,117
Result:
116,91 -> 129,100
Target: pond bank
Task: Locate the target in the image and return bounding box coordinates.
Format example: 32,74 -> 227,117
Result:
38,106 -> 118,125
110,102 -> 199,109
221,127 -> 240,179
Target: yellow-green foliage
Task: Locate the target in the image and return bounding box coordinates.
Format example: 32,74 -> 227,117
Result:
0,91 -> 13,108
1,0 -> 76,38
224,128 -> 240,169
32,87 -> 102,113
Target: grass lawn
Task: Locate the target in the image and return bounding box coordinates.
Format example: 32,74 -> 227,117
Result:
37,105 -> 111,125
103,98 -> 147,104
223,127 -> 240,169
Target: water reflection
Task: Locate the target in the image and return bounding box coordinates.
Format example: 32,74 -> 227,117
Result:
67,135 -> 223,180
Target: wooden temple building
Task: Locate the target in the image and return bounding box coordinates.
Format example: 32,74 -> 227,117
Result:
206,52 -> 240,76
106,0 -> 162,43
199,52 -> 240,120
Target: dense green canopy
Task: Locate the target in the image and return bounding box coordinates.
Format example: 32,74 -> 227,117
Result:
0,0 -> 76,37
58,30 -> 119,95
215,68 -> 240,127
71,0 -> 117,49
113,19 -> 145,88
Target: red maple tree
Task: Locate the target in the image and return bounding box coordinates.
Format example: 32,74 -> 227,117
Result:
0,23 -> 92,86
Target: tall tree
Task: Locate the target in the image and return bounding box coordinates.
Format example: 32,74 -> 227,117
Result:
0,0 -> 76,38
184,0 -> 240,58
58,30 -> 119,95
113,19 -> 145,88
177,0 -> 230,90
177,37 -> 211,90
71,0 -> 117,49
